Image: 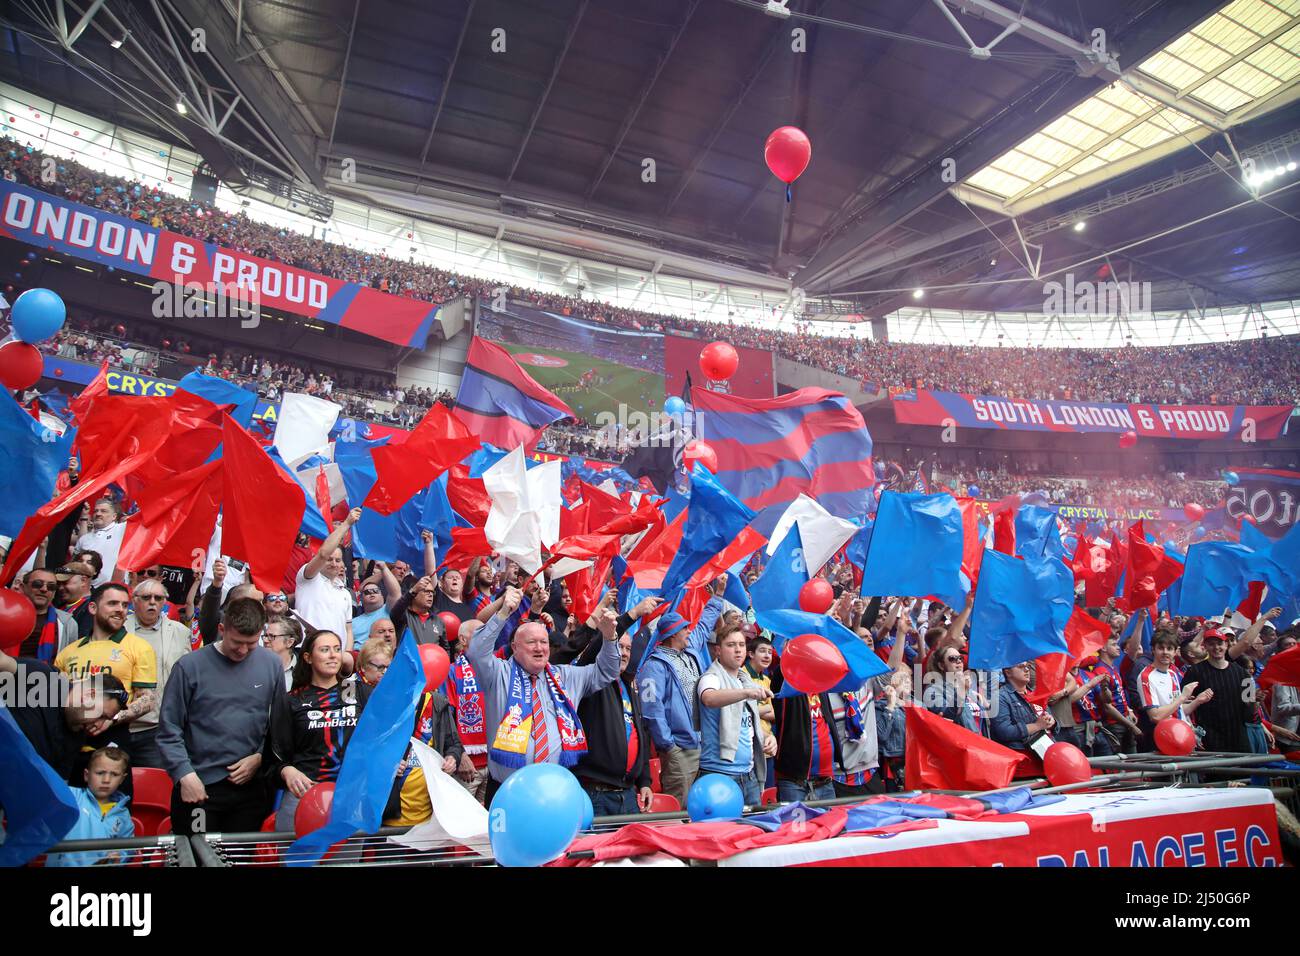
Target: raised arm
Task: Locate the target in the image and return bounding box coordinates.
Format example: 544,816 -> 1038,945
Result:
303,507 -> 361,579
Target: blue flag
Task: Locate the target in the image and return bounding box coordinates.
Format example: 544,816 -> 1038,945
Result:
751,525 -> 808,615
1244,521 -> 1300,622
0,390 -> 76,538
1176,542 -> 1254,617
176,370 -> 257,428
722,572 -> 751,611
1121,605 -> 1154,654
861,492 -> 968,607
335,434 -> 424,563
1159,542 -> 1185,615
761,609 -> 889,694
0,706 -> 80,866
262,447 -> 327,540
968,550 -> 1072,670
1015,505 -> 1066,561
660,463 -> 755,595
845,522 -> 873,575
287,632 -> 426,865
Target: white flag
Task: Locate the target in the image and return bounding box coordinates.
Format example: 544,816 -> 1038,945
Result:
273,392 -> 341,466
766,494 -> 858,575
389,738 -> 491,853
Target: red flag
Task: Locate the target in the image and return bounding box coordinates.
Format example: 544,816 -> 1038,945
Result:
626,511 -> 685,589
685,526 -> 767,591
0,407 -> 177,584
439,526 -> 492,574
117,459 -> 222,572
955,496 -> 986,587
1260,645 -> 1300,690
992,510 -> 1015,556
905,705 -> 1025,791
364,404 -> 480,515
578,480 -> 629,531
67,360 -> 109,424
1026,607 -> 1110,706
220,414 -> 305,593
314,465 -> 334,534
1236,580 -> 1265,623
559,501 -> 588,540
446,463 -> 491,527
1116,521 -> 1183,613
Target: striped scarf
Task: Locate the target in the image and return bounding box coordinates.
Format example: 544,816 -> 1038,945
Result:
33,606 -> 60,663
489,658 -> 586,768
841,691 -> 865,741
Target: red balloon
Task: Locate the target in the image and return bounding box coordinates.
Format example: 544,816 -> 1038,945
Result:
437,611 -> 461,644
1118,430 -> 1137,448
0,341 -> 42,390
0,590 -> 37,654
418,643 -> 451,690
781,634 -> 848,695
1154,717 -> 1196,756
798,579 -> 834,614
293,782 -> 335,837
699,341 -> 739,381
683,439 -> 718,474
1043,742 -> 1092,786
1183,503 -> 1205,522
764,126 -> 812,184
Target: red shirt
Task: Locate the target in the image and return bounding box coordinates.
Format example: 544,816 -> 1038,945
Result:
620,682 -> 639,774
809,695 -> 834,779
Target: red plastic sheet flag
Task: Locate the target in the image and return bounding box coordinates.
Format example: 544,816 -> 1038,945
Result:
117,459 -> 223,572
67,360 -> 109,425
1117,520 -> 1183,613
220,414 -> 306,593
904,704 -> 1026,791
364,404 -> 480,515
1026,607 -> 1110,706
439,526 -> 492,574
1260,644 -> 1300,690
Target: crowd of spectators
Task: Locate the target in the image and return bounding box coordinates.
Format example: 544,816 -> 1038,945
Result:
6,135 -> 1299,410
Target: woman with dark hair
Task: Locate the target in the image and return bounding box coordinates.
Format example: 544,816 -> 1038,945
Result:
269,629 -> 369,830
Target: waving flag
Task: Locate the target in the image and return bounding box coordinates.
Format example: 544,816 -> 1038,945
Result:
454,336 -> 575,450
0,389 -> 75,538
1243,521 -> 1300,623
117,459 -> 223,572
766,494 -> 859,577
483,446 -> 562,575
661,464 -> 756,595
1015,505 -> 1067,562
692,386 -> 873,535
176,370 -> 258,429
1176,542 -> 1256,617
1025,608 -> 1110,707
905,706 -> 1027,792
364,403 -> 479,515
288,633 -> 425,865
751,524 -> 808,615
860,492 -> 968,607
0,707 -> 80,866
220,414 -> 306,592
968,550 -> 1072,670
1116,521 -> 1183,613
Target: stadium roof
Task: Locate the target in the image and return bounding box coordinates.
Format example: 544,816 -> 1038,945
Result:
0,0 -> 1298,320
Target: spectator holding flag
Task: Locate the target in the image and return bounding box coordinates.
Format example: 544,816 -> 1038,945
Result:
295,507 -> 361,651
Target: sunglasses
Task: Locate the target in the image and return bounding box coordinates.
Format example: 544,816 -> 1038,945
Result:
26,580 -> 57,591
363,661 -> 390,673
265,594 -> 287,602
943,656 -> 963,664
361,587 -> 382,596
137,594 -> 166,603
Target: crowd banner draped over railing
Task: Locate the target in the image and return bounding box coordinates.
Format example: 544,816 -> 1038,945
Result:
0,181 -> 444,349
892,388 -> 1292,441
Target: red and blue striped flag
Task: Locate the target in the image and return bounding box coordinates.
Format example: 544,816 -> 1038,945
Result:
691,385 -> 874,533
454,336 -> 575,450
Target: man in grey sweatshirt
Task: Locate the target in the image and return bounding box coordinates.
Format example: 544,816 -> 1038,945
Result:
158,597 -> 282,836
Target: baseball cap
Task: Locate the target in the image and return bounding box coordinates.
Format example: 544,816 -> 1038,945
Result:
54,562 -> 95,580
1201,628 -> 1228,643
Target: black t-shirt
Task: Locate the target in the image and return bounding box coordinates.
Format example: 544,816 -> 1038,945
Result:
1183,659 -> 1252,752
434,590 -> 476,623
270,681 -> 371,784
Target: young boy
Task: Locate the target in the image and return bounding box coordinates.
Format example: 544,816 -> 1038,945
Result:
48,745 -> 135,867
1135,630 -> 1212,752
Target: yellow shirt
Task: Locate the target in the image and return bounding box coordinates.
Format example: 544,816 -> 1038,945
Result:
54,630 -> 158,697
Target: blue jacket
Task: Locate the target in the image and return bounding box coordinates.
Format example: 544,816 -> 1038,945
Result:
991,684 -> 1040,751
875,700 -> 906,758
636,598 -> 723,752
47,787 -> 134,867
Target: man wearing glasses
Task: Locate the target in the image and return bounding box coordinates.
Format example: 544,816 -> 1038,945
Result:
8,568 -> 78,662
54,561 -> 97,639
125,579 -> 194,768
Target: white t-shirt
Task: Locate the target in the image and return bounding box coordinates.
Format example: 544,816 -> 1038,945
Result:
76,522 -> 125,585
294,565 -> 353,642
1137,665 -> 1186,722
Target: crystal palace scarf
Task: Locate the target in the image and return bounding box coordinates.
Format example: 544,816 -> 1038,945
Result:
489,658 -> 586,769
451,654 -> 486,755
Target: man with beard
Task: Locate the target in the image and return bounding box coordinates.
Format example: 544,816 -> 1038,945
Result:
9,568 -> 78,662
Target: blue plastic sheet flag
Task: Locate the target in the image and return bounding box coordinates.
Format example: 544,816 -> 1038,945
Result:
968,550 -> 1072,670
176,370 -> 257,428
286,632 -> 425,865
660,464 -> 755,595
0,389 -> 76,537
1015,504 -> 1066,561
0,706 -> 80,866
861,492 -> 968,607
1176,542 -> 1254,617
751,524 -> 808,615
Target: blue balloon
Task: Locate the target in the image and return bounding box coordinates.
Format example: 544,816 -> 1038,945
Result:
578,788 -> 593,831
663,395 -> 686,417
487,764 -> 584,867
1223,471 -> 1240,486
1194,525 -> 1207,539
686,773 -> 745,822
966,484 -> 981,498
1164,540 -> 1178,551
11,288 -> 66,343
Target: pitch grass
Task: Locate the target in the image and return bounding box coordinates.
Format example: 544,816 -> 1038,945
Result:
498,342 -> 665,419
